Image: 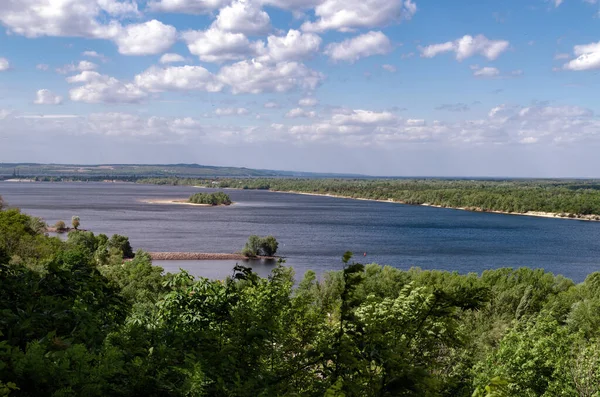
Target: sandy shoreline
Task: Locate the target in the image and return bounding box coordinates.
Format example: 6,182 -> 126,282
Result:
273,190 -> 600,222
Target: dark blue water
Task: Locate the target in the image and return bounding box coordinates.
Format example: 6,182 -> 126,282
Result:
2,181 -> 600,282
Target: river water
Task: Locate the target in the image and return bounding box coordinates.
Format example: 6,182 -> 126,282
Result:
2,181 -> 600,283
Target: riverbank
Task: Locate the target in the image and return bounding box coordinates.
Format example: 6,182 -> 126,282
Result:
273,190 -> 600,222
149,252 -> 279,260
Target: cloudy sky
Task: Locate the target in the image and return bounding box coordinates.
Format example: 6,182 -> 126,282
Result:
0,0 -> 599,176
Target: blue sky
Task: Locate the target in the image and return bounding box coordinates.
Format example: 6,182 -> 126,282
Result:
1,0 -> 600,176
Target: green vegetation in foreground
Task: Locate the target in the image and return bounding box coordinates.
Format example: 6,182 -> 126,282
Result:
141,177 -> 600,217
241,235 -> 279,257
4,200 -> 600,396
188,192 -> 232,206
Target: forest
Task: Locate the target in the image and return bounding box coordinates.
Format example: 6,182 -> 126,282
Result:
2,201 -> 600,396
139,177 -> 600,217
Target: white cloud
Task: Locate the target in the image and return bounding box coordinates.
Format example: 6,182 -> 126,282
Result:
34,89 -> 63,105
554,53 -> 570,60
36,64 -> 49,71
0,58 -> 9,71
217,60 -> 325,94
264,101 -> 279,108
299,97 -> 318,106
324,31 -> 392,63
134,66 -> 224,92
56,60 -> 98,75
97,0 -> 139,15
82,50 -> 108,62
182,27 -> 259,63
563,41 -> 600,71
67,71 -> 148,103
285,107 -> 316,118
111,20 -> 177,55
301,0 -> 416,32
215,107 -> 249,115
472,66 -> 500,77
256,30 -> 322,63
260,0 -> 322,9
382,64 -> 397,72
160,53 -> 186,64
420,34 -> 510,61
148,0 -> 229,14
213,0 -> 271,35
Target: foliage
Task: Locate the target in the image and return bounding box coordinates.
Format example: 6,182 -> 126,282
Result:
71,215 -> 80,230
146,178 -> 600,217
54,220 -> 67,232
6,208 -> 600,395
241,235 -> 279,257
0,195 -> 5,211
188,192 -> 231,206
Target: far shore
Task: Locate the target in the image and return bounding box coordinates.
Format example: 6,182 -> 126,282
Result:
272,190 -> 600,222
139,198 -> 232,206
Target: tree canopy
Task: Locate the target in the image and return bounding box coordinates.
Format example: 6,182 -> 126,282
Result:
2,208 -> 600,396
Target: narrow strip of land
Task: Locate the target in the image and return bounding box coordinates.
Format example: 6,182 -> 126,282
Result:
148,252 -> 279,260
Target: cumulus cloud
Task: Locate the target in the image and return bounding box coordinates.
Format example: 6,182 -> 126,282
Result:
217,60 -> 325,94
148,0 -> 230,14
284,103 -> 600,146
160,53 -> 186,64
34,89 -> 63,105
67,71 -> 147,103
256,30 -> 322,63
285,108 -> 316,118
134,65 -> 224,92
563,41 -> 600,71
0,58 -> 9,71
301,0 -> 416,32
56,60 -> 98,75
212,0 -> 271,35
299,97 -> 318,107
0,1 -> 174,56
182,27 -> 259,63
82,50 -> 108,62
110,20 -> 177,55
215,107 -> 250,115
420,34 -> 510,61
325,31 -> 392,63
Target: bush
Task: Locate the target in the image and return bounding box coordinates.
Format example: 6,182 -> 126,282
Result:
54,220 -> 67,232
188,192 -> 232,206
242,235 -> 279,257
260,236 -> 278,256
108,234 -> 135,259
71,216 -> 80,230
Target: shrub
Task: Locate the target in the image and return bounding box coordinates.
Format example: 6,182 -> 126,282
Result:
54,220 -> 67,232
71,216 -> 80,230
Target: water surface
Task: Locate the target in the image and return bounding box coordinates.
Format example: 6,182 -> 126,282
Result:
2,181 -> 600,282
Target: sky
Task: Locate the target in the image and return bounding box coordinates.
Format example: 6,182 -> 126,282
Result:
0,0 -> 600,177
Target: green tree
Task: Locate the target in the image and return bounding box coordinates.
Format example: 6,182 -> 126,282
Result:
108,234 -> 135,259
259,236 -> 278,256
71,215 -> 80,230
242,235 -> 262,257
54,220 -> 67,232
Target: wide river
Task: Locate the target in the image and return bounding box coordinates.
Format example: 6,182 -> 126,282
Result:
2,181 -> 600,282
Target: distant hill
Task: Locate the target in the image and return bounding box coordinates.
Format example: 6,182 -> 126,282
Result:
0,163 -> 367,179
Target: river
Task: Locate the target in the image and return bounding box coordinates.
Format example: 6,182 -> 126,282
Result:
2,181 -> 600,282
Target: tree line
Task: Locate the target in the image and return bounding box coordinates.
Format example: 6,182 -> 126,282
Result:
2,201 -> 600,395
140,177 -> 600,217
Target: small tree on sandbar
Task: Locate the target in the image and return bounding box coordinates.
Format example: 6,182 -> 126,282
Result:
71,216 -> 80,230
